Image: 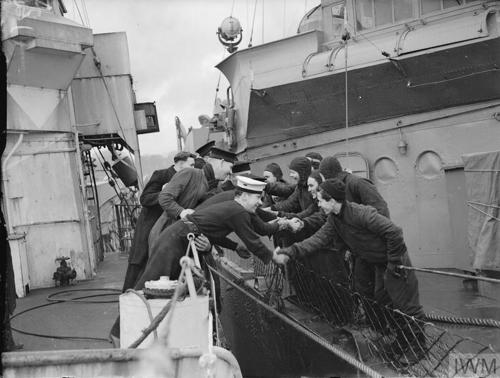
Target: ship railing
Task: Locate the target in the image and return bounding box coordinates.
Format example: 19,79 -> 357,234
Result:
113,203 -> 141,255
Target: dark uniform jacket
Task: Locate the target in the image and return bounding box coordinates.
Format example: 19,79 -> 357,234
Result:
337,171 -> 390,218
149,168 -> 209,247
197,190 -> 279,239
270,183 -> 313,216
263,180 -> 295,207
286,201 -> 406,264
158,168 -> 209,220
128,166 -> 177,265
301,172 -> 390,234
188,200 -> 274,264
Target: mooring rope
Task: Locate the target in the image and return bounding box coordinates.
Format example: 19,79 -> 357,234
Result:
425,313 -> 500,329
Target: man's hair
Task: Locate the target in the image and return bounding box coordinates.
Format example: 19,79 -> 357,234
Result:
234,188 -> 244,198
309,170 -> 323,185
174,151 -> 196,163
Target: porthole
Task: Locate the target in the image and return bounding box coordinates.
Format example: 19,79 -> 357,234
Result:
374,157 -> 398,183
416,151 -> 443,179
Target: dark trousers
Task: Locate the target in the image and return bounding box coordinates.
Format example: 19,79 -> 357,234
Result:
134,221 -> 195,290
111,221 -> 197,339
354,253 -> 424,332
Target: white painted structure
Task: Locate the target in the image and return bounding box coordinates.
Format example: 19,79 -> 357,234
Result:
1,1 -> 150,295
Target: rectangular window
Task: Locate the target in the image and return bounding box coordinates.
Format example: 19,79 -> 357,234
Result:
394,0 -> 413,21
443,0 -> 463,8
356,0 -> 374,31
355,0 -> 415,31
421,0 -> 466,14
421,0 -> 441,14
375,0 -> 392,27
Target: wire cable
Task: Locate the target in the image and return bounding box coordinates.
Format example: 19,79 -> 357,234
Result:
72,0 -> 85,26
248,0 -> 258,47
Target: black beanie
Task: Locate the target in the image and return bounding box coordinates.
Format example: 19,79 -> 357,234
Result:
289,157 -> 311,184
264,163 -> 283,180
305,152 -> 323,161
319,179 -> 346,201
319,156 -> 342,179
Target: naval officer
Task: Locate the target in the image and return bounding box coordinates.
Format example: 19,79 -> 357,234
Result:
133,176 -> 274,289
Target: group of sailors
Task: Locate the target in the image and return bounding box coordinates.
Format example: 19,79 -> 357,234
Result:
110,141 -> 425,357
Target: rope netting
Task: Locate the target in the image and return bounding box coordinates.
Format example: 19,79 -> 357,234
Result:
249,255 -> 498,377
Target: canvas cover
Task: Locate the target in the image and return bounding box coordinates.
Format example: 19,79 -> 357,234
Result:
462,150 -> 500,271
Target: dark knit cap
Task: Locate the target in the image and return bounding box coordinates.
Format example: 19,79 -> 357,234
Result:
305,152 -> 323,161
319,179 -> 346,201
289,157 -> 312,183
319,156 -> 343,179
264,163 -> 283,180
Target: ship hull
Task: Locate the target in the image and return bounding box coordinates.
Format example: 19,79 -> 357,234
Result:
217,267 -> 358,378
246,37 -> 500,148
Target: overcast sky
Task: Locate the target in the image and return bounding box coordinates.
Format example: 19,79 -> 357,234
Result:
65,0 -> 319,156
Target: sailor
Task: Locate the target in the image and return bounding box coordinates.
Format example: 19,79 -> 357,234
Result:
218,160 -> 252,192
319,156 -> 389,217
148,146 -> 237,247
289,155 -> 391,242
197,173 -> 289,238
205,145 -> 238,194
134,176 -> 275,289
195,140 -> 216,161
262,162 -> 295,207
274,179 -> 425,353
121,151 -> 195,291
305,151 -> 323,171
110,151 -> 196,344
264,156 -> 313,216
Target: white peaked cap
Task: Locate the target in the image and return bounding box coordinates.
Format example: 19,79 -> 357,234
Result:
236,175 -> 266,194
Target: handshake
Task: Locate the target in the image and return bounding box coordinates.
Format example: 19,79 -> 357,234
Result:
271,217 -> 305,233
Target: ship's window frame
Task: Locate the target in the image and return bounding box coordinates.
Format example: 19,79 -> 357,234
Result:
420,0 -> 479,15
353,0 -> 481,33
354,0 -> 418,32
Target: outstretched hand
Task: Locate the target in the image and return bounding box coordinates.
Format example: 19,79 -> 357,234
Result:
272,247 -> 289,265
288,217 -> 304,233
261,207 -> 279,216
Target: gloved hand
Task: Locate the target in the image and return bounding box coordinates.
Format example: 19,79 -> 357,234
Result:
194,234 -> 211,252
386,262 -> 407,280
235,243 -> 252,259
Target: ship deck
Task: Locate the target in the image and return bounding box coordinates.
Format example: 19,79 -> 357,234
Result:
8,252 -> 500,359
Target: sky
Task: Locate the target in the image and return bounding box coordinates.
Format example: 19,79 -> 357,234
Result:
64,0 -> 319,156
